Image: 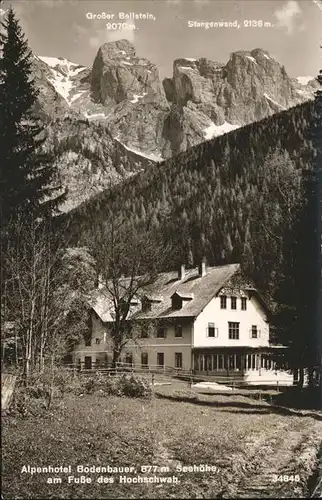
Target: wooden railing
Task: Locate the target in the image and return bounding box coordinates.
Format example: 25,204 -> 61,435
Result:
61,361 -> 295,390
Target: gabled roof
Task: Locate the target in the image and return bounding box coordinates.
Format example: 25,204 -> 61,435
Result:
90,289 -> 114,323
143,294 -> 164,302
90,263 -> 241,322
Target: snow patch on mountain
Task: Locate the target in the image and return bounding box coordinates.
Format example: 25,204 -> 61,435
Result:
130,93 -> 147,103
38,56 -> 86,73
37,55 -> 88,106
38,56 -> 65,67
69,90 -> 88,104
84,111 -> 109,120
69,66 -> 88,77
296,76 -> 314,86
116,139 -> 164,162
204,121 -> 240,140
264,93 -> 286,109
246,56 -> 257,64
48,73 -> 74,102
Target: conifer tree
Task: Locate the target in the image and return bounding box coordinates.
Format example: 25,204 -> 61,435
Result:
313,64 -> 322,394
0,7 -> 65,227
0,8 -> 66,366
272,82 -> 321,388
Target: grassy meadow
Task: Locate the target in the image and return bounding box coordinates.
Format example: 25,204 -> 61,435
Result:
2,380 -> 322,499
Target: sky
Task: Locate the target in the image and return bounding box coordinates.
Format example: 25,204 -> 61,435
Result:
1,0 -> 321,79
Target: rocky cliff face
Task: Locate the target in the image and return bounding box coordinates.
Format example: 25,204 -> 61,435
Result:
31,41 -> 317,210
162,48 -> 318,154
90,39 -> 169,160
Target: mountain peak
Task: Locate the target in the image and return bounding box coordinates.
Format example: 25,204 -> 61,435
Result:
97,39 -> 136,60
28,43 -> 317,213
37,55 -> 81,69
33,54 -> 89,107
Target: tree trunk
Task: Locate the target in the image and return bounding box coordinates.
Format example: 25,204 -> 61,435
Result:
112,347 -> 121,369
14,332 -> 18,368
318,364 -> 322,407
39,353 -> 45,373
24,357 -> 30,386
47,355 -> 55,410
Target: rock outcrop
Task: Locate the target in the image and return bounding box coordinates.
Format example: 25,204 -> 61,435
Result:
162,48 -> 317,154
90,39 -> 169,159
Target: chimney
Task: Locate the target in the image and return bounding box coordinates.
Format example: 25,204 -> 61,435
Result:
198,259 -> 206,277
178,264 -> 185,280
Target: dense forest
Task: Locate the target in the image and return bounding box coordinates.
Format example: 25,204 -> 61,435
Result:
65,99 -> 316,303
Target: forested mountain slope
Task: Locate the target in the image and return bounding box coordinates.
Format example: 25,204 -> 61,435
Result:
65,99 -> 315,298
41,115 -> 155,211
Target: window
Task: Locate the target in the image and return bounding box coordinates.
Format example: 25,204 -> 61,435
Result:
220,295 -> 227,309
95,338 -> 100,345
251,325 -> 258,338
84,335 -> 91,347
228,322 -> 239,339
125,353 -> 133,366
141,353 -> 148,366
231,297 -> 237,310
241,297 -> 247,310
157,352 -> 164,367
175,324 -> 183,338
142,298 -> 151,312
172,295 -> 182,310
140,329 -> 148,338
207,323 -> 218,337
174,353 -> 182,369
157,325 -> 166,338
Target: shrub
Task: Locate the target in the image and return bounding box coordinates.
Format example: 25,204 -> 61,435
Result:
101,376 -> 122,396
8,370 -> 153,408
9,386 -> 48,419
117,374 -> 152,399
73,373 -> 152,399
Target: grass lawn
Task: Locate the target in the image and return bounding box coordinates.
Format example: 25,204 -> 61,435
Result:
2,383 -> 321,499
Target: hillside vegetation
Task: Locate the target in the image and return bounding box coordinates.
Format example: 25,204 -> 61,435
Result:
66,100 -> 316,299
